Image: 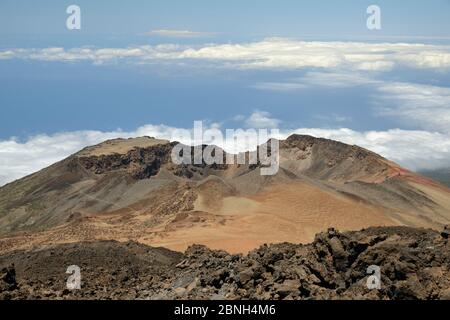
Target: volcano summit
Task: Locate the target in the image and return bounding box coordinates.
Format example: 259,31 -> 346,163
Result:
0,134 -> 449,254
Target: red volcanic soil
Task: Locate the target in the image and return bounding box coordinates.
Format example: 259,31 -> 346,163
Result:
388,165 -> 450,193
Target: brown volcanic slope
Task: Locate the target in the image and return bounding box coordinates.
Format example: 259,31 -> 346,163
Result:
0,135 -> 449,254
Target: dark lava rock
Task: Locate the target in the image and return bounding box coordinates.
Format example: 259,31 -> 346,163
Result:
0,264 -> 17,290
0,227 -> 449,300
441,225 -> 449,239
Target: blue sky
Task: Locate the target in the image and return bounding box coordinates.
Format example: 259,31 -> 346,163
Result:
0,1 -> 450,185
2,1 -> 450,42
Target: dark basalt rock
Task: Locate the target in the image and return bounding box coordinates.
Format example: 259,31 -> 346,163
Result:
1,227 -> 449,300
77,143 -> 176,179
441,225 -> 450,239
0,264 -> 17,296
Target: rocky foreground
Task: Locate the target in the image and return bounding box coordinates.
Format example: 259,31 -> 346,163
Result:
1,226 -> 449,300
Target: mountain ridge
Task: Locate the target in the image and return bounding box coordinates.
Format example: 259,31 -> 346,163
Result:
0,134 -> 449,254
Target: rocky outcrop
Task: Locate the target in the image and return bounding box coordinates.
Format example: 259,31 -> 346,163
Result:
167,227 -> 449,300
1,226 -> 449,300
0,265 -> 17,299
76,142 -> 234,180
77,143 -> 177,179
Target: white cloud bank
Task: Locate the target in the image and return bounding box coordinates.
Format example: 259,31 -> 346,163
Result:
1,118 -> 450,186
376,82 -> 450,133
254,72 -> 450,134
1,39 -> 450,71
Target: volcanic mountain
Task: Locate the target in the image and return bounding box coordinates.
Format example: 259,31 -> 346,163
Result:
0,135 -> 449,254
